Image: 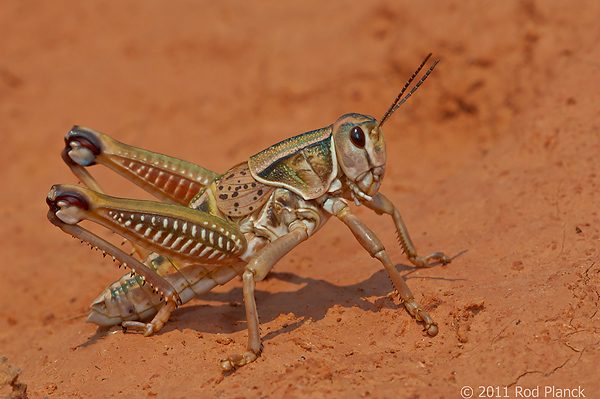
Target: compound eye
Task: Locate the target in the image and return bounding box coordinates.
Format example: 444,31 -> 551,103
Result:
349,126 -> 365,148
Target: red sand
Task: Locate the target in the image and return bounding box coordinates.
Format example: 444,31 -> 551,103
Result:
1,1 -> 599,398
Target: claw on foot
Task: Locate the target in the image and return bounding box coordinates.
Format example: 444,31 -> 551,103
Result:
121,321 -> 158,337
425,323 -> 439,336
121,300 -> 176,336
121,321 -> 157,336
425,252 -> 451,265
409,255 -> 431,268
219,351 -> 258,371
403,298 -> 438,336
410,252 -> 451,268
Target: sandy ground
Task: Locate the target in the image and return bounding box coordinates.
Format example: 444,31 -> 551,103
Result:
1,1 -> 599,398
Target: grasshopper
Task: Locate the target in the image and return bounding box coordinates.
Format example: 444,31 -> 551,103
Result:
46,54 -> 450,370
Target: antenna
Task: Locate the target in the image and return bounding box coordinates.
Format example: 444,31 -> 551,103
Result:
377,53 -> 439,129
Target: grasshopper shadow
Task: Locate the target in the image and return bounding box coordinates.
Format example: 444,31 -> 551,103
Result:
171,258 -> 464,342
82,251 -> 466,347
79,268 -> 395,347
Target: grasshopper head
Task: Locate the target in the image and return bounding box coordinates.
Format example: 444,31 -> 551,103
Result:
333,114 -> 386,202
334,54 -> 439,204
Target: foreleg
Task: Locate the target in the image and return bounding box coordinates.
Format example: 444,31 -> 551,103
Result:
330,199 -> 438,336
365,193 -> 450,268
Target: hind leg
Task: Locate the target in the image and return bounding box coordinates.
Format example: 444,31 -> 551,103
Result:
122,300 -> 178,336
62,125 -> 218,205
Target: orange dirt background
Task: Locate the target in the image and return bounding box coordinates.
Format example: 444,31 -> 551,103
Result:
1,1 -> 599,398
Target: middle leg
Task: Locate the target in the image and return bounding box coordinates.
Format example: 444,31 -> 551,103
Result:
220,223 -> 310,370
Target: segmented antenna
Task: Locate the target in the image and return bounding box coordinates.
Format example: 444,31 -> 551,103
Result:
377,53 -> 439,129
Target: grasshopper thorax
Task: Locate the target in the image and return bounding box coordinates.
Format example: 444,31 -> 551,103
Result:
332,113 -> 386,202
